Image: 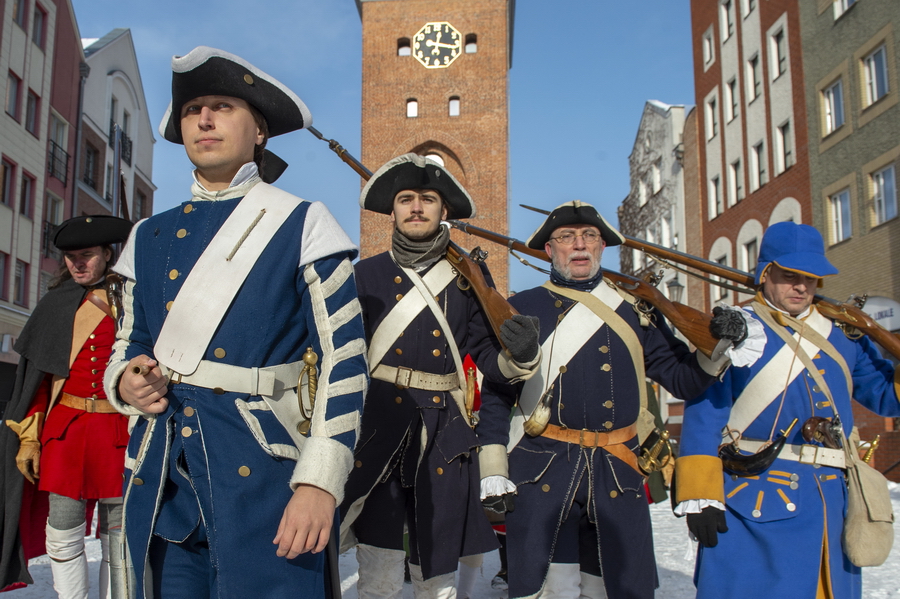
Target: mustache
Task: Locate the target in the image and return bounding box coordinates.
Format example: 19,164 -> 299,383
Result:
404,216 -> 430,223
567,251 -> 594,263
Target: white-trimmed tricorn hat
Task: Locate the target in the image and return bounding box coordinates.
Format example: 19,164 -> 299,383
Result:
526,200 -> 625,249
359,153 -> 476,219
158,46 -> 312,144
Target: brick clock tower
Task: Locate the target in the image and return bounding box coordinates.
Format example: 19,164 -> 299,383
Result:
355,0 -> 514,294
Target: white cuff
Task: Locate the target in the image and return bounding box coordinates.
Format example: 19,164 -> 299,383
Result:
725,308 -> 766,368
290,436 -> 353,504
673,498 -> 726,516
480,475 -> 516,500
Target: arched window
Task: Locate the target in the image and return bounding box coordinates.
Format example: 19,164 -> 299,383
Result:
397,37 -> 411,56
449,97 -> 460,117
406,99 -> 418,118
465,34 -> 477,54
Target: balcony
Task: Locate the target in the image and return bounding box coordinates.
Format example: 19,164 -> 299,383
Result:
47,140 -> 69,184
109,119 -> 134,166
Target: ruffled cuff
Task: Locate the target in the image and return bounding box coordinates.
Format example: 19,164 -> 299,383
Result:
725,309 -> 766,368
673,498 -> 726,516
480,475 -> 516,500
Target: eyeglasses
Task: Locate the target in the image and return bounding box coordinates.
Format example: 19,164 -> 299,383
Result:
550,231 -> 602,245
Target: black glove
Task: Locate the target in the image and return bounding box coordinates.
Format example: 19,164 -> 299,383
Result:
500,314 -> 540,363
710,306 -> 748,345
687,506 -> 728,547
482,493 -> 516,514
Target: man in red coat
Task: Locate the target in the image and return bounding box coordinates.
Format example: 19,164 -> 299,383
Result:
2,215 -> 132,598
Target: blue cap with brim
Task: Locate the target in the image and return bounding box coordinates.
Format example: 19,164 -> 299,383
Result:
755,221 -> 838,284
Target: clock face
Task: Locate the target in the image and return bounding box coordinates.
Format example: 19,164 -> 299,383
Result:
413,22 -> 462,69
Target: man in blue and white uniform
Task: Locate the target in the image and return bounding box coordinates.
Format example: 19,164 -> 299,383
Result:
676,221 -> 900,599
103,47 -> 368,599
341,154 -> 541,598
477,201 -> 748,599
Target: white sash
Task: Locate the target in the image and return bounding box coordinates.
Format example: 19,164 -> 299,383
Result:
154,183 -> 304,374
508,281 -> 623,451
723,306 -> 834,441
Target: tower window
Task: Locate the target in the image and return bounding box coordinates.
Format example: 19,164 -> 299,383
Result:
397,38 -> 411,57
406,99 -> 418,118
449,97 -> 460,117
465,34 -> 477,54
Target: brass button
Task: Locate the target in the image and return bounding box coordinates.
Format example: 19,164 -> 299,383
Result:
243,73 -> 254,85
542,484 -> 550,492
395,348 -> 403,355
559,403 -> 564,409
432,396 -> 441,404
92,382 -> 98,388
599,345 -> 609,353
133,477 -> 144,486
554,300 -> 562,308
436,467 -> 444,475
558,314 -> 565,321
89,334 -> 96,339
238,466 -> 251,477
183,204 -> 193,213
432,330 -> 441,337
91,394 -> 98,400
90,345 -> 97,351
432,349 -> 441,357
213,387 -> 225,395
214,348 -> 226,359
176,229 -> 187,238
434,296 -> 440,302
603,401 -> 613,409
396,294 -> 403,301
601,364 -> 611,372
166,301 -> 173,311
181,427 -> 192,438
169,269 -> 179,280
603,421 -> 613,429
399,332 -> 404,337
559,365 -> 567,373
610,490 -> 618,498
394,276 -> 402,284
85,217 -> 93,223
184,406 -> 195,417
92,369 -> 98,374
355,460 -> 363,468
91,357 -> 98,362
395,397 -> 402,404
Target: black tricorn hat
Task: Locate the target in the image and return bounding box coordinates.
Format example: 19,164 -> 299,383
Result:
526,200 -> 625,249
159,46 -> 312,144
359,153 -> 476,218
53,215 -> 133,251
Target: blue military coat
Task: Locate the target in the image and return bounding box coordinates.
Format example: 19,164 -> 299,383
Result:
105,176 -> 368,599
478,278 -> 719,599
679,304 -> 900,599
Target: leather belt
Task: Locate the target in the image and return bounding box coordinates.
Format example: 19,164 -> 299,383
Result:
59,392 -> 119,414
541,422 -> 638,448
371,364 -> 459,391
739,438 -> 846,469
163,359 -> 305,396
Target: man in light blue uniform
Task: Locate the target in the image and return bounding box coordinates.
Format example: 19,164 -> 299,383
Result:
103,47 -> 367,598
676,222 -> 900,599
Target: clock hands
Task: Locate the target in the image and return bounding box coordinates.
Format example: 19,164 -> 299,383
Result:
425,30 -> 460,55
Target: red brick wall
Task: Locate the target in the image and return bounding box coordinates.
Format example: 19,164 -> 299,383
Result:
359,0 -> 511,293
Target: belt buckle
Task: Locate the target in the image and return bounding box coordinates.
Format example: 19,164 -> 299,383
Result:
85,397 -> 95,413
798,444 -> 818,465
579,429 -> 600,448
169,371 -> 183,385
394,366 -> 413,389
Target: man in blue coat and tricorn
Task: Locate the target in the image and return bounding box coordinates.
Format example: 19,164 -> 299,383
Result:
104,47 -> 368,598
676,221 -> 900,599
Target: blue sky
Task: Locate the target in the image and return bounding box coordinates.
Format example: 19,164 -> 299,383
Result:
72,0 -> 695,291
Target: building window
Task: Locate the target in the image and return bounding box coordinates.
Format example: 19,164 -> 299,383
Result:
777,121 -> 793,173
863,46 -> 889,107
105,164 -> 114,202
83,144 -> 98,189
660,212 -> 672,248
721,1 -> 735,41
465,34 -> 477,54
715,255 -> 729,300
703,30 -> 715,66
406,99 -> 418,118
873,164 -> 897,225
651,160 -> 662,194
747,55 -> 761,101
638,179 -> 648,206
0,253 -> 7,300
726,78 -> 739,121
32,4 -> 46,48
751,142 -> 766,190
744,239 -> 758,275
25,91 -> 39,136
707,97 -> 718,140
743,0 -> 756,17
1,160 -> 15,207
134,190 -> 146,221
397,38 -> 411,56
14,260 -> 28,307
830,189 -> 852,243
834,0 -> 857,19
12,0 -> 27,28
448,96 -> 460,117
823,79 -> 844,135
6,73 -> 21,120
46,192 -> 63,224
772,29 -> 787,77
710,176 -> 723,217
730,159 -> 744,204
19,173 -> 34,217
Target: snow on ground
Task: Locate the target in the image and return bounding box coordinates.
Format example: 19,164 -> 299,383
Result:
13,482 -> 900,598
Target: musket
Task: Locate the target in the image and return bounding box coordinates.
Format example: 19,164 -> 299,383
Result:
447,219 -> 721,357
307,127 -> 518,342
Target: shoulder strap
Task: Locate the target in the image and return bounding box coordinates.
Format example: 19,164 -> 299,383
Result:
154,183 -> 304,375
